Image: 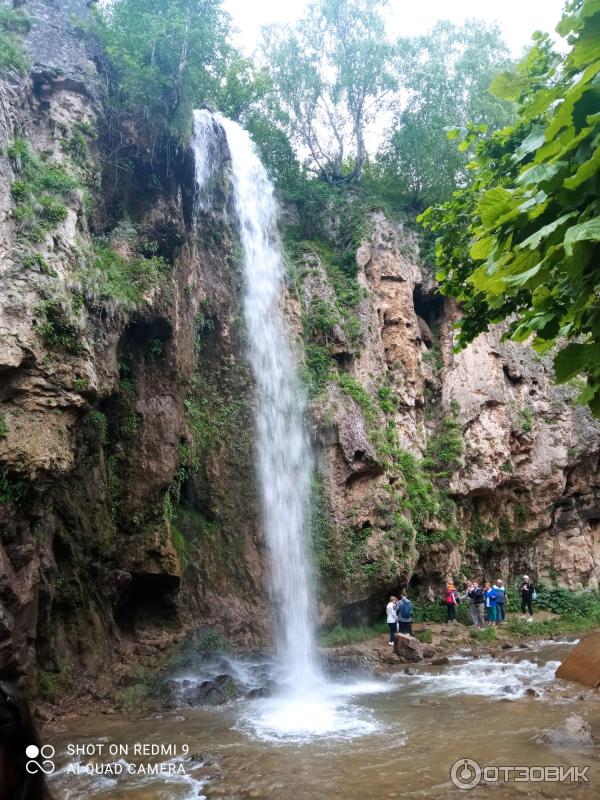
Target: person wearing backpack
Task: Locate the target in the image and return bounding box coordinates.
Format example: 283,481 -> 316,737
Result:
396,591 -> 413,635
493,579 -> 508,623
444,581 -> 459,622
520,575 -> 536,620
386,595 -> 398,645
468,581 -> 485,628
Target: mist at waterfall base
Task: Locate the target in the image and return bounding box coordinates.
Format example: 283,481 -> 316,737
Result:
193,109 -> 385,741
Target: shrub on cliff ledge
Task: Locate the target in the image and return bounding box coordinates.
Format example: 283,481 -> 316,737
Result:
0,8 -> 30,74
81,238 -> 169,310
8,139 -> 77,241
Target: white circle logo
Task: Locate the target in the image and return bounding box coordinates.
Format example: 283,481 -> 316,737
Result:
25,744 -> 55,775
451,758 -> 482,790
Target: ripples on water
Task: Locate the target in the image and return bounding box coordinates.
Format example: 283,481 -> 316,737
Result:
55,756 -> 207,800
405,655 -> 561,698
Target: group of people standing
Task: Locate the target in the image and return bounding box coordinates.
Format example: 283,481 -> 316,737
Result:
386,575 -> 537,643
444,575 -> 536,627
386,591 -> 413,643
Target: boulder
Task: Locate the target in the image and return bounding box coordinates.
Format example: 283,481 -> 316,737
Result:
555,632 -> 600,688
214,674 -> 238,699
197,680 -> 227,706
541,714 -> 593,748
431,656 -> 450,666
247,687 -> 270,699
394,633 -> 423,662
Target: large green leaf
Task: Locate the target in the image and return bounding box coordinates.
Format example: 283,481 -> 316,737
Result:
469,235 -> 495,260
518,212 -> 576,250
504,262 -> 542,287
554,342 -> 600,383
516,161 -> 566,187
563,218 -> 600,255
563,144 -> 600,189
490,70 -> 525,101
513,127 -> 545,161
477,187 -> 514,228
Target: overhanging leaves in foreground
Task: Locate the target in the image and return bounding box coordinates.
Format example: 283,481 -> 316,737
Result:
420,0 -> 600,416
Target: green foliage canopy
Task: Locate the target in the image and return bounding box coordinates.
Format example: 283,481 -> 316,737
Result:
263,0 -> 397,183
92,0 -> 266,136
372,21 -> 513,210
420,0 -> 600,414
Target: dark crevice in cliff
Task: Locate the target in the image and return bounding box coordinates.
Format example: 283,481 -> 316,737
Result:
114,574 -> 180,636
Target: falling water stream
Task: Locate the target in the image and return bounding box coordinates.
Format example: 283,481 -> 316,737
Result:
210,112 -> 319,689
192,110 -> 348,738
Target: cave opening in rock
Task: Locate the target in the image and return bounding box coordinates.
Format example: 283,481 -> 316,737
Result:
114,573 -> 180,635
413,285 -> 444,347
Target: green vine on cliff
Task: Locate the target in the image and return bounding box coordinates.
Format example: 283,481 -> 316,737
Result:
8,139 -> 78,243
0,8 -> 30,75
81,237 -> 170,310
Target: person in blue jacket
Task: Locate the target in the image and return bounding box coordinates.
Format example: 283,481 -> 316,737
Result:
493,579 -> 508,623
484,581 -> 497,624
395,591 -> 413,635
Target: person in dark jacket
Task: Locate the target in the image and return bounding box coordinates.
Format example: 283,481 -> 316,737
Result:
0,682 -> 53,800
468,581 -> 485,628
395,591 -> 413,635
520,575 -> 535,620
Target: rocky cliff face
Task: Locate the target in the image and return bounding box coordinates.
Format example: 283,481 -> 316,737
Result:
1,0 -> 598,693
302,212 -> 600,624
0,0 -> 268,690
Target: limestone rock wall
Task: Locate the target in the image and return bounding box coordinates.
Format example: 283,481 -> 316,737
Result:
305,210 -> 600,623
0,0 -> 269,689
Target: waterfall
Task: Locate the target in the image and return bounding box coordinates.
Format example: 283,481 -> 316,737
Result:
191,110 -> 386,742
192,109 -> 321,693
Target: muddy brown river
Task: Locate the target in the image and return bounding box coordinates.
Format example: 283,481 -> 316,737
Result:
47,639 -> 599,800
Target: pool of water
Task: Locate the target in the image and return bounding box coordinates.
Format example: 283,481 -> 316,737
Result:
48,639 -> 599,800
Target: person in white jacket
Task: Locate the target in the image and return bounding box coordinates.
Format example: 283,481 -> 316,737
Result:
386,596 -> 398,645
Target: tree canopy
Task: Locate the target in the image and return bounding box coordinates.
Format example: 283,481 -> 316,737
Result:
372,21 -> 513,210
91,0 -> 266,136
263,0 -> 397,183
420,0 -> 600,415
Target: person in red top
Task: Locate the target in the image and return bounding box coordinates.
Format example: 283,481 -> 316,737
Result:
444,581 -> 459,622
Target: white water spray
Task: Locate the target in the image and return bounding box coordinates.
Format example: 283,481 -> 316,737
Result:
192,109 -> 320,694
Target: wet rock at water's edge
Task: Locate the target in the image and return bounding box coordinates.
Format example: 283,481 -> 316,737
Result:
394,634 -> 423,662
541,714 -> 593,748
165,675 -> 241,708
555,632 -> 600,688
